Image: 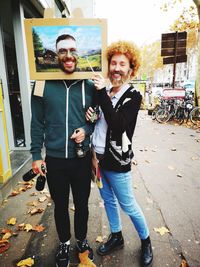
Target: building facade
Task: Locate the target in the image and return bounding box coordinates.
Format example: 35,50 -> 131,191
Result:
0,0 -> 94,184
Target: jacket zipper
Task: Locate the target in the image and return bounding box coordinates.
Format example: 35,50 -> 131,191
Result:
63,80 -> 82,158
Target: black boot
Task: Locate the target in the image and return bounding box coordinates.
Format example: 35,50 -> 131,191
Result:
97,231 -> 124,256
141,236 -> 153,267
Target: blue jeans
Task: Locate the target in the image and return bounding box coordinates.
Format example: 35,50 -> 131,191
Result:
99,168 -> 149,240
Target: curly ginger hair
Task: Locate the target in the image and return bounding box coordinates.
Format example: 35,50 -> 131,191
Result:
106,40 -> 141,78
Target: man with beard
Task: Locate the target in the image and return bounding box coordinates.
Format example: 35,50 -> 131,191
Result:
30,33 -> 96,267
56,34 -> 78,74
86,41 -> 153,267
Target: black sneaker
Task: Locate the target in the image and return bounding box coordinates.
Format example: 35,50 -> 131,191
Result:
56,242 -> 70,267
76,239 -> 94,261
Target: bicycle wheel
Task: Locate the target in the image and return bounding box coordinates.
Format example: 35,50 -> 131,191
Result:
155,108 -> 170,123
190,107 -> 200,125
174,107 -> 185,125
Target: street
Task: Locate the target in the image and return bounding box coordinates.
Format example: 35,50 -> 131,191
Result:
0,110 -> 200,267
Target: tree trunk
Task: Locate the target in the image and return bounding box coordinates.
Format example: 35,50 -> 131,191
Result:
193,0 -> 200,106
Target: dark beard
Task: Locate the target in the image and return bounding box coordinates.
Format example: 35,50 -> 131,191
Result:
58,58 -> 77,74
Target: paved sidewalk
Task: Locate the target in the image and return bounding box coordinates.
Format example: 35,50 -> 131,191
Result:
0,111 -> 200,267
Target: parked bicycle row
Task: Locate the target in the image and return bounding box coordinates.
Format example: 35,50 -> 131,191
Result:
149,91 -> 200,125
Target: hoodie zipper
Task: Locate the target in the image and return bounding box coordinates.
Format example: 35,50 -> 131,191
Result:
63,80 -> 83,158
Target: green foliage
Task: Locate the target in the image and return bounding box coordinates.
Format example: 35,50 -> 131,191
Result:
77,54 -> 101,71
32,29 -> 44,56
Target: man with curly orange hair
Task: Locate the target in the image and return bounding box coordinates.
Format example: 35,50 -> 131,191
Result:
86,40 -> 153,267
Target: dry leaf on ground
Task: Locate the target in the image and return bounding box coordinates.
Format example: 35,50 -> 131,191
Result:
17,257 -> 34,266
2,232 -> 12,240
96,236 -> 103,243
26,201 -> 39,207
181,259 -> 189,267
7,217 -> 17,225
24,224 -> 33,232
38,196 -> 47,203
18,223 -> 25,231
0,240 -> 10,253
29,207 -> 44,215
1,228 -> 12,234
78,250 -> 96,267
9,190 -> 20,197
171,148 -> 177,151
154,226 -> 170,236
33,224 -> 45,232
132,159 -> 138,165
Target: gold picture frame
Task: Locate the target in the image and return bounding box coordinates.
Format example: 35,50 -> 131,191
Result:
24,18 -> 107,80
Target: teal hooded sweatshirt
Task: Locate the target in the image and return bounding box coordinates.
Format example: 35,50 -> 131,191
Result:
30,79 -> 95,161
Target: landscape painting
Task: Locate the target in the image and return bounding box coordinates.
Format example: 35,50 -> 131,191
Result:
24,18 -> 107,80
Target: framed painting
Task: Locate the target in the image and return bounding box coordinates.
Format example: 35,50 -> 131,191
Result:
24,18 -> 107,80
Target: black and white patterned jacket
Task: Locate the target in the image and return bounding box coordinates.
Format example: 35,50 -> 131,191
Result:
97,85 -> 142,172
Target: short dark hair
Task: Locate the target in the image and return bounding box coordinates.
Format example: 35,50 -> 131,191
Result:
56,34 -> 76,47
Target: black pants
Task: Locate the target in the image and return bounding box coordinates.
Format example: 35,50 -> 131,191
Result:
46,152 -> 92,242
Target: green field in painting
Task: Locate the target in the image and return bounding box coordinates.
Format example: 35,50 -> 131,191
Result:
77,54 -> 101,71
36,53 -> 101,72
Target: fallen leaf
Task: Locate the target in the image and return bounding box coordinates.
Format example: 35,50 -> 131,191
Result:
25,184 -> 33,189
10,190 -> 20,197
33,224 -> 45,232
78,250 -> 96,267
181,259 -> 189,267
17,257 -> 34,266
45,193 -> 51,198
0,240 -> 10,253
1,228 -> 12,234
18,223 -> 25,231
2,232 -> 12,240
26,201 -> 38,207
7,217 -> 17,225
29,208 -> 44,215
96,236 -> 103,243
18,187 -> 27,192
154,226 -> 170,236
132,159 -> 138,165
24,224 -> 33,232
38,196 -> 47,203
171,148 -> 177,151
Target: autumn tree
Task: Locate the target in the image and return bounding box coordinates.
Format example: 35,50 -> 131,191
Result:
139,41 -> 163,83
161,0 -> 200,106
